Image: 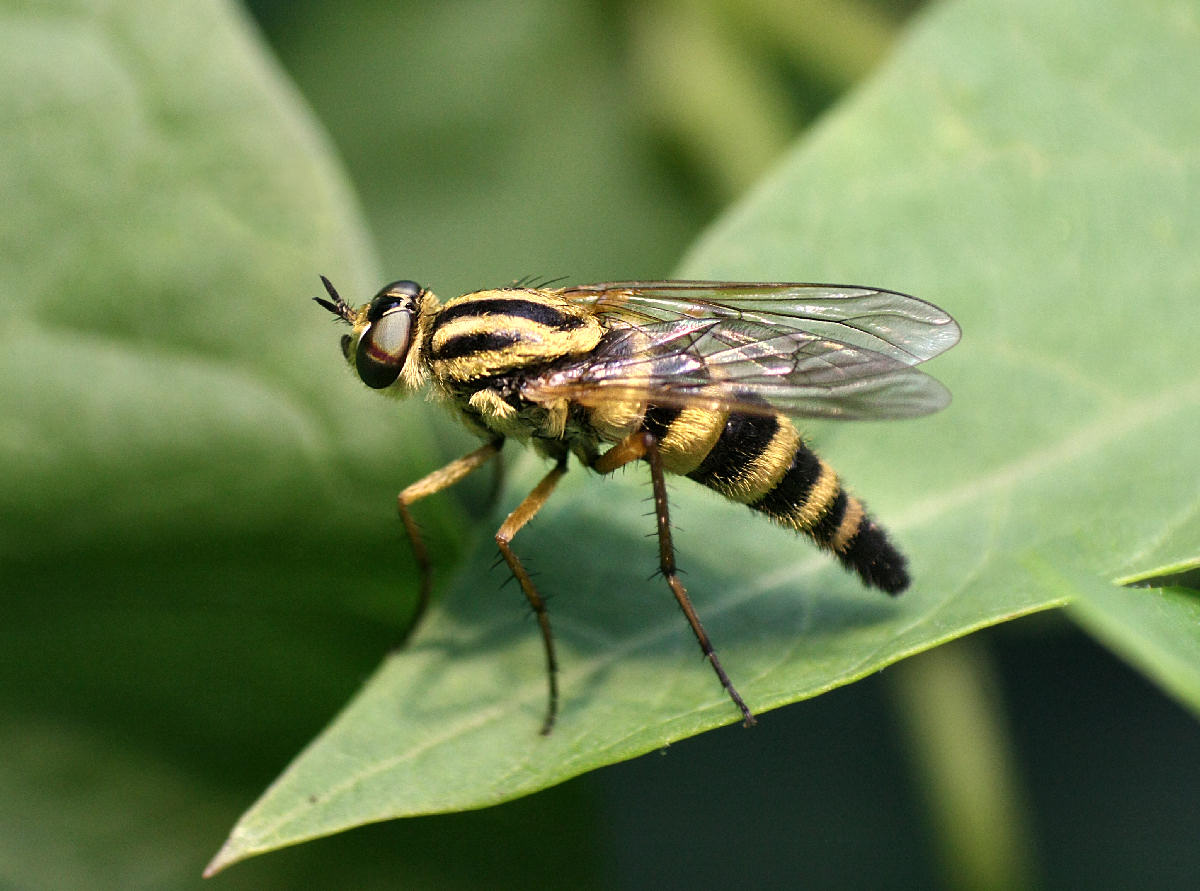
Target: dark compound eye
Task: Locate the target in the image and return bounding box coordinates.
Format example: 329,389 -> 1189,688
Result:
355,300 -> 414,389
367,280 -> 422,322
384,280 -> 423,299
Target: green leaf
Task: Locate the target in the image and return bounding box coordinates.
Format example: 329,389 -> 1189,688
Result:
0,0 -> 386,566
265,0 -> 702,288
208,0 -> 1200,871
0,0 -> 405,885
1115,558 -> 1200,590
1071,586 -> 1200,713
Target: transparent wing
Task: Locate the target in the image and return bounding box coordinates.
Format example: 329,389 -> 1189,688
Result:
526,281 -> 960,420
558,280 -> 961,364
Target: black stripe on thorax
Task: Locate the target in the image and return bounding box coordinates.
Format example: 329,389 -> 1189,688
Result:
432,330 -> 522,361
436,296 -> 588,330
686,410 -> 779,488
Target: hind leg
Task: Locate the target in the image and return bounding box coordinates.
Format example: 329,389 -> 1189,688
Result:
594,431 -> 756,727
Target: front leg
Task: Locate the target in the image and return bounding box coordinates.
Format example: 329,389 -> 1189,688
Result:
593,431 -> 756,727
397,438 -> 504,642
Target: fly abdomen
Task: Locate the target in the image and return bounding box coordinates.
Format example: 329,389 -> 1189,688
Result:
646,404 -> 910,594
750,445 -> 910,594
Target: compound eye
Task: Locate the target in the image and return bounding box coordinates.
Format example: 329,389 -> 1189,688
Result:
367,281 -> 422,321
355,303 -> 413,389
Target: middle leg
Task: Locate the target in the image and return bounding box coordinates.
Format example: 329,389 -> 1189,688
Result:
495,457 -> 569,735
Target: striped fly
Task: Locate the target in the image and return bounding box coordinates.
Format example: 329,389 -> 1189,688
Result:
315,277 -> 960,733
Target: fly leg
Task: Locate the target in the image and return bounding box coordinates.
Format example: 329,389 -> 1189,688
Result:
397,438 -> 504,643
593,431 -> 756,727
495,457 -> 569,735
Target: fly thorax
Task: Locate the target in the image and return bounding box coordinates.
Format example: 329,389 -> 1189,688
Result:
428,290 -> 605,385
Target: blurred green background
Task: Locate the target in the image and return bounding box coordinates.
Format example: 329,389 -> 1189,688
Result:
4,0 -> 1200,888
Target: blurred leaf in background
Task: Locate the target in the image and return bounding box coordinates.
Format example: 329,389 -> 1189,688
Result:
4,0 -> 1200,889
